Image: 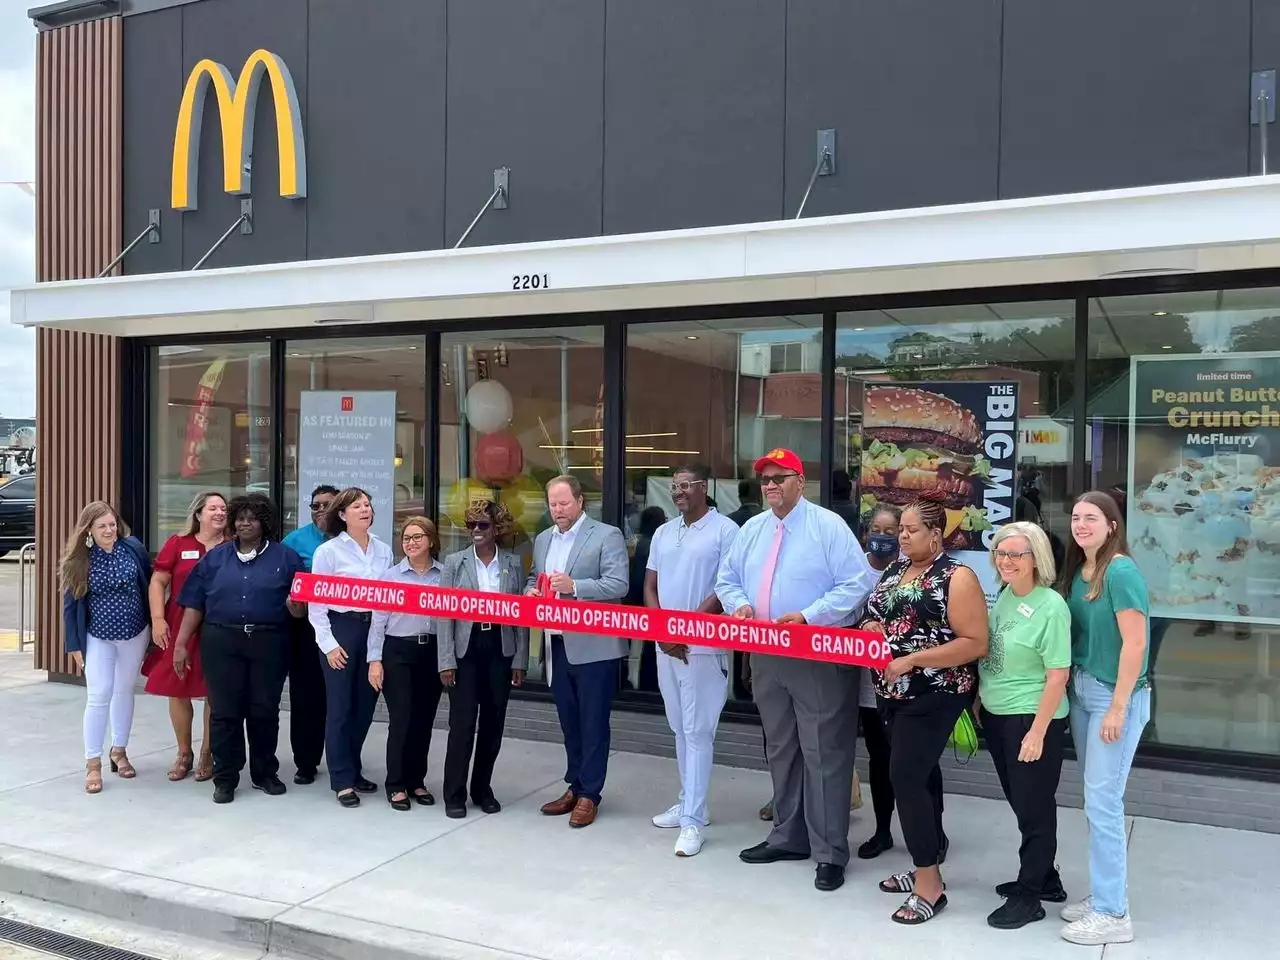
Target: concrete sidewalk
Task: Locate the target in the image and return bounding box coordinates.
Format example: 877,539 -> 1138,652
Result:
0,651 -> 1267,960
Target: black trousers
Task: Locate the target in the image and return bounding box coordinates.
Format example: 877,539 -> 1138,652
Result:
289,617 -> 327,776
859,705 -> 895,837
883,691 -> 968,868
201,623 -> 290,790
982,708 -> 1068,894
382,633 -> 444,797
320,612 -> 380,792
443,626 -> 514,807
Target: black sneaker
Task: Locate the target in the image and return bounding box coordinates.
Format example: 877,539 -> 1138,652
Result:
995,873 -> 1068,903
213,785 -> 235,804
252,775 -> 287,796
987,896 -> 1046,930
293,769 -> 316,785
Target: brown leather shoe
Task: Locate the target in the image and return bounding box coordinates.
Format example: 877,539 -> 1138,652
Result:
569,797 -> 597,828
540,788 -> 576,816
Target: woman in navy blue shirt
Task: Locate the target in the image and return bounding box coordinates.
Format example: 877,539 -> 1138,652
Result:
60,501 -> 152,795
172,493 -> 305,804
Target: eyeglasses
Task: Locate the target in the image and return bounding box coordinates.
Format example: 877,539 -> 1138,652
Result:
992,549 -> 1034,561
669,479 -> 707,494
402,533 -> 429,545
466,521 -> 492,531
758,473 -> 799,488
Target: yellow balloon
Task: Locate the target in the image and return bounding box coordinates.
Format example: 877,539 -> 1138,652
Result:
441,477 -> 495,529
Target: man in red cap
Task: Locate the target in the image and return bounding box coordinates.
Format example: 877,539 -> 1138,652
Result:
716,448 -> 876,893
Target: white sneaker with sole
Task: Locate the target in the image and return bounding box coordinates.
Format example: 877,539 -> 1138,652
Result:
1060,911 -> 1134,945
652,803 -> 682,829
675,826 -> 704,857
1059,896 -> 1093,923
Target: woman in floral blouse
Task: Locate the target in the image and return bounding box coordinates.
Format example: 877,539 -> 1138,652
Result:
860,496 -> 989,925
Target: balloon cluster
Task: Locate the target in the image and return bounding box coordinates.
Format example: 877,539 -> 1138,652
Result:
465,380 -> 524,486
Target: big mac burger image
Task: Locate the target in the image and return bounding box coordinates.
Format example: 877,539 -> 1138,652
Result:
860,384 -> 993,549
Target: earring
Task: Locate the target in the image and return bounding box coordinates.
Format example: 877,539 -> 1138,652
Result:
84,535 -> 92,548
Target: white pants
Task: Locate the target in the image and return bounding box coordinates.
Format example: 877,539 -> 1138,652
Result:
657,651 -> 729,828
83,627 -> 150,760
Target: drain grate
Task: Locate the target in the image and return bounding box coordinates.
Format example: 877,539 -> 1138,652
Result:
0,918 -> 160,960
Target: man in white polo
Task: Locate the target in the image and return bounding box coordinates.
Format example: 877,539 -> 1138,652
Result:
644,464 -> 739,857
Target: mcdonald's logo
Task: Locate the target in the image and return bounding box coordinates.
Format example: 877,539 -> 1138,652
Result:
170,48 -> 306,211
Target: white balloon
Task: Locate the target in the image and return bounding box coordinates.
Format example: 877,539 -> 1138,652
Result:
465,380 -> 513,434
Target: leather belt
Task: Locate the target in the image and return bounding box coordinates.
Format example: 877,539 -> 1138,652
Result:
207,622 -> 283,635
387,633 -> 436,646
330,610 -> 373,623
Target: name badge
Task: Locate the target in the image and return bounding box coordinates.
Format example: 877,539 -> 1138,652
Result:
1017,602 -> 1035,619
181,550 -> 201,560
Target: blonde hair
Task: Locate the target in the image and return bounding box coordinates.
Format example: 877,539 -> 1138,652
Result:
184,491 -> 226,537
59,501 -> 130,599
991,521 -> 1057,588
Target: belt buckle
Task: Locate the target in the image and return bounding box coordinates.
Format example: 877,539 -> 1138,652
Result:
479,622 -> 493,632
242,624 -> 256,635
416,635 -> 429,646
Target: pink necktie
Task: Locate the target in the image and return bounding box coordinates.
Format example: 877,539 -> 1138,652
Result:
756,522 -> 784,620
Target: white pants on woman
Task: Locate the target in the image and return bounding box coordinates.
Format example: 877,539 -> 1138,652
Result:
83,627 -> 149,760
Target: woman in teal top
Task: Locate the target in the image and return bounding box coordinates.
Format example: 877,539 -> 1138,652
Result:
1057,491 -> 1149,948
977,521 -> 1072,932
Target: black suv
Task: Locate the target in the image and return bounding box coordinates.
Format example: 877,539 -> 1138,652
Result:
0,474 -> 36,558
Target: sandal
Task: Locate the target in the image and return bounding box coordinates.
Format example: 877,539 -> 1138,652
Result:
891,892 -> 947,925
879,871 -> 917,894
109,749 -> 136,779
194,751 -> 214,783
759,801 -> 774,821
168,752 -> 194,782
84,759 -> 103,795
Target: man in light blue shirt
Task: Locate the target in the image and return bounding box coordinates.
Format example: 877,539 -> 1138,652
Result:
717,448 -> 875,893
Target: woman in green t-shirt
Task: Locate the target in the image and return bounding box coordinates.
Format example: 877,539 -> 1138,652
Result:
977,521 -> 1071,932
1056,491 -> 1150,948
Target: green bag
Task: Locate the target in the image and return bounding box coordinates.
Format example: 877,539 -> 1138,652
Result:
947,708 -> 979,762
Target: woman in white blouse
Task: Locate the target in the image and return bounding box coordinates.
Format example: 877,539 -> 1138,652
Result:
309,487 -> 393,807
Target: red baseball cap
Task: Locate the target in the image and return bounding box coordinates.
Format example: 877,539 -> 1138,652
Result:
753,448 -> 804,475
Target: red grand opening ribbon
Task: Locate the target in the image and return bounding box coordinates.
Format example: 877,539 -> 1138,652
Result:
291,573 -> 891,668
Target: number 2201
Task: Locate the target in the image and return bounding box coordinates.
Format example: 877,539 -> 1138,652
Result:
512,273 -> 548,290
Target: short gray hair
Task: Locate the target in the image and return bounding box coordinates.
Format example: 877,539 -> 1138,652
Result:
991,521 -> 1057,587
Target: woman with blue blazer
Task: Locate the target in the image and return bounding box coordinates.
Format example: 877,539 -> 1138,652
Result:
60,501 -> 152,794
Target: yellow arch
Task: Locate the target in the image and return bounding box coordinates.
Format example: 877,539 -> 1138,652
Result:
170,48 -> 306,211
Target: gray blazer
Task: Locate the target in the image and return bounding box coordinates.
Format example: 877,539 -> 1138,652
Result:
525,515 -> 629,665
437,547 -> 530,673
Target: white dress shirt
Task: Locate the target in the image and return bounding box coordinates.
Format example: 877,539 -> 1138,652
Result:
474,547 -> 502,593
308,530 -> 394,654
542,512 -> 586,637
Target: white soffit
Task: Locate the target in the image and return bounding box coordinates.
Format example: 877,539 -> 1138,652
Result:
13,176 -> 1280,337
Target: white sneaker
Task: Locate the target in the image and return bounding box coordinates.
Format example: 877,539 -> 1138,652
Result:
674,826 -> 704,857
652,803 -> 682,829
1060,911 -> 1134,946
1060,896 -> 1093,923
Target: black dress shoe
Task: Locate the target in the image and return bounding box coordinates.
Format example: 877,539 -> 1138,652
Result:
987,895 -> 1046,930
252,775 -> 287,796
857,833 -> 894,860
739,841 -> 810,864
995,872 -> 1068,903
412,789 -> 435,806
337,790 -> 361,808
445,804 -> 467,819
474,795 -> 502,814
293,770 -> 316,785
354,777 -> 378,794
212,785 -> 235,804
388,793 -> 411,812
815,863 -> 845,891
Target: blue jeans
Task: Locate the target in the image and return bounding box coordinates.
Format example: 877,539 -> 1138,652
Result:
1069,668 -> 1150,917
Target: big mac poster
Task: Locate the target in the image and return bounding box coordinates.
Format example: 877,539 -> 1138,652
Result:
860,382 -> 1019,603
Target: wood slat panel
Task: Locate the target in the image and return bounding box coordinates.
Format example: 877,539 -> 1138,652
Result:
33,17 -> 124,675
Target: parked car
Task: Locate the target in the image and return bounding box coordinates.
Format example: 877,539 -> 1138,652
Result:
0,473 -> 35,558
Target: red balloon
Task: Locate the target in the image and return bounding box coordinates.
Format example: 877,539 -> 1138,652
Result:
473,431 -> 524,485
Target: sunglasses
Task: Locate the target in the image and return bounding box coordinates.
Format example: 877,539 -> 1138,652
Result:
669,479 -> 707,494
309,502 -> 331,511
758,473 -> 799,488
466,520 -> 492,531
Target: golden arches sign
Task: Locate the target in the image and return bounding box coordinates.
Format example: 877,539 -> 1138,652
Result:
170,48 -> 306,211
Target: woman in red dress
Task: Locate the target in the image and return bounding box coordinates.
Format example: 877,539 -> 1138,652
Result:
145,492 -> 227,781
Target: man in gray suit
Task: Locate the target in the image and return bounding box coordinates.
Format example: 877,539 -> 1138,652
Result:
525,475 -> 628,827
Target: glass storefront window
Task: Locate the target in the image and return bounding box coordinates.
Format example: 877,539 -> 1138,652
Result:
149,342 -> 272,543
438,326 -> 606,684
836,301 -> 1077,597
624,315 -> 823,698
283,337 -> 427,543
1089,288 -> 1280,755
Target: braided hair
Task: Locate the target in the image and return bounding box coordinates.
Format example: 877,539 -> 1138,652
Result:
902,494 -> 946,534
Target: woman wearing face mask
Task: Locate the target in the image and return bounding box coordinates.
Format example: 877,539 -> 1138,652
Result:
855,504 -> 901,860
172,494 -> 305,804
1056,492 -> 1149,947
61,502 -> 153,794
439,500 -> 528,819
144,491 -> 227,783
367,516 -> 446,811
860,496 -> 989,925
309,488 -> 394,807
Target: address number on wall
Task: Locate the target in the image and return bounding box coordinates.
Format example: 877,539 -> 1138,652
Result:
512,274 -> 549,290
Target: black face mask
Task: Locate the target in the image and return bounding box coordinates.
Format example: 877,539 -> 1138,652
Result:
867,534 -> 900,559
